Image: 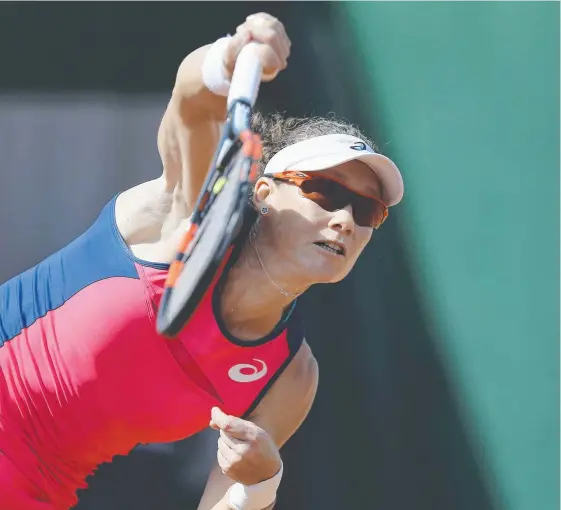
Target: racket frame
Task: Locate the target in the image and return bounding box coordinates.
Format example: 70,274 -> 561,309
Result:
156,99 -> 262,337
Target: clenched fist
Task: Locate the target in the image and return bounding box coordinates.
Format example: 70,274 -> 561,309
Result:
223,12 -> 291,82
210,407 -> 282,486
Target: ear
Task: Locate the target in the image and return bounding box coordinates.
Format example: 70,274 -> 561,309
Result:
252,177 -> 274,208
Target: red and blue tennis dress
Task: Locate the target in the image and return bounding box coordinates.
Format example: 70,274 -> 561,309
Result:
0,196 -> 304,509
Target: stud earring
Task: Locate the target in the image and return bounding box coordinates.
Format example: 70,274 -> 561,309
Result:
260,206 -> 269,215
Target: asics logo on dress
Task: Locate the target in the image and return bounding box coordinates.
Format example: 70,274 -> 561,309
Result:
228,359 -> 268,383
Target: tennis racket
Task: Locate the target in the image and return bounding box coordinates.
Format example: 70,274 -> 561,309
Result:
156,42 -> 264,337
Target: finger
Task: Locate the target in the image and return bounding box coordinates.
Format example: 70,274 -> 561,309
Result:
220,428 -> 245,449
211,407 -> 256,440
217,436 -> 233,456
243,17 -> 286,61
269,20 -> 291,59
269,30 -> 290,66
246,12 -> 279,25
218,437 -> 238,462
256,26 -> 287,63
231,27 -> 252,55
218,437 -> 243,464
247,13 -> 291,54
276,20 -> 291,48
278,33 -> 291,64
224,29 -> 252,75
217,447 -> 229,473
236,24 -> 250,36
238,20 -> 289,77
248,27 -> 286,69
211,407 -> 230,428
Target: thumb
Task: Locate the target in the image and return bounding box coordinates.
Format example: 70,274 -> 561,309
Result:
211,407 -> 230,430
224,29 -> 252,76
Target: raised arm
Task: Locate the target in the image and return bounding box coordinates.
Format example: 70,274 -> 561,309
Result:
197,342 -> 319,510
158,13 -> 291,213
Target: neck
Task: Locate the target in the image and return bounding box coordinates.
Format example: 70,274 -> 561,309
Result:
219,236 -> 308,340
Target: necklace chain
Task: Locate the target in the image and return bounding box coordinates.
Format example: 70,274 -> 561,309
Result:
253,243 -> 299,299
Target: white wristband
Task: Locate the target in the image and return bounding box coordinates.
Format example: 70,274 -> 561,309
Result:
227,462 -> 283,510
201,36 -> 232,97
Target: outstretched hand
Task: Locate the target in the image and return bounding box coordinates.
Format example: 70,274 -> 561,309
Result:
223,12 -> 291,82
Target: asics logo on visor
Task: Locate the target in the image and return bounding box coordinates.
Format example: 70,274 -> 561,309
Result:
228,359 -> 268,383
349,141 -> 367,151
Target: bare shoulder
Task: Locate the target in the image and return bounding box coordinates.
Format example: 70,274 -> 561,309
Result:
114,177 -> 188,263
114,178 -> 170,238
249,341 -> 319,447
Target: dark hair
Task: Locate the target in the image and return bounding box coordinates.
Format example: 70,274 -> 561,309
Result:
250,111 -> 378,175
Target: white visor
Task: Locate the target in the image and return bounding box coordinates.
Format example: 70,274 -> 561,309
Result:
262,134 -> 404,206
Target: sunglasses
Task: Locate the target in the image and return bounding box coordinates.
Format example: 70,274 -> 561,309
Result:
271,171 -> 388,229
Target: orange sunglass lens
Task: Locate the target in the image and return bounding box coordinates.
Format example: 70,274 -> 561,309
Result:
298,178 -> 387,228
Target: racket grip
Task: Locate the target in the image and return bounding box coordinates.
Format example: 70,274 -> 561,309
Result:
227,42 -> 263,109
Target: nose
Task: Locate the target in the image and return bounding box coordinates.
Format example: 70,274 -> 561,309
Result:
327,204 -> 355,236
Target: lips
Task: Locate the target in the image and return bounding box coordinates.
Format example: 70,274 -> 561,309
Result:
313,240 -> 346,256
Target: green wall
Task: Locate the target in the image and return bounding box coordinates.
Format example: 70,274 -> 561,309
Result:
338,3 -> 559,510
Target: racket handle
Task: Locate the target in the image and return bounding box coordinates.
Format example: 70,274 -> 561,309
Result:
227,42 -> 263,109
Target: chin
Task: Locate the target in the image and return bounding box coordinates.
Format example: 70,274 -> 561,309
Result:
329,271 -> 350,284
289,246 -> 355,285
326,266 -> 354,284
299,261 -> 352,286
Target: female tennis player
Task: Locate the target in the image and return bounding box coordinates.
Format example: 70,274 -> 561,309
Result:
0,12 -> 403,510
